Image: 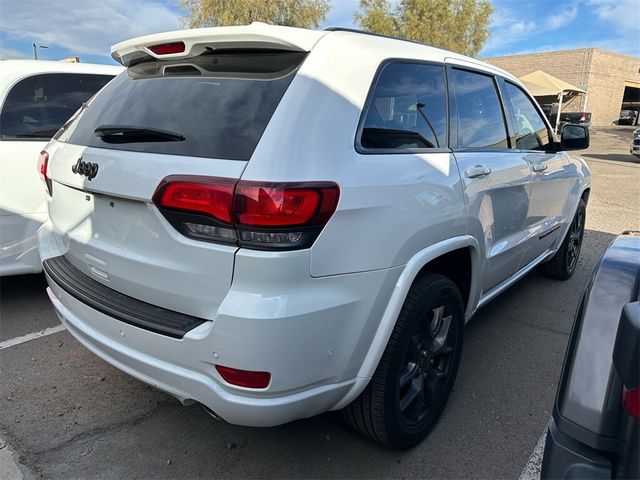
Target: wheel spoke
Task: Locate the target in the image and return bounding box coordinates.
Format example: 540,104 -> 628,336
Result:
400,377 -> 423,412
399,363 -> 418,388
432,314 -> 452,354
430,305 -> 444,331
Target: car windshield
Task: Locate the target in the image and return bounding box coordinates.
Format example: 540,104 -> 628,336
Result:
57,50 -> 307,160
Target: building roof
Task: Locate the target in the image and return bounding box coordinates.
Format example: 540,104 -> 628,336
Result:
519,70 -> 586,96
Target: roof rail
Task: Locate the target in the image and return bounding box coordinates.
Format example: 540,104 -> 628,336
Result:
323,27 -> 427,48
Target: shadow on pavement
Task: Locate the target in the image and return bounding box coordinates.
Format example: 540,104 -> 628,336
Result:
0,273 -> 47,303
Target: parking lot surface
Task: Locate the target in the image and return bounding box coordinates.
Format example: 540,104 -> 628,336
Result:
1,126 -> 638,479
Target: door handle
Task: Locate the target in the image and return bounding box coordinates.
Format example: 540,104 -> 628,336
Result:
465,165 -> 492,178
532,163 -> 548,173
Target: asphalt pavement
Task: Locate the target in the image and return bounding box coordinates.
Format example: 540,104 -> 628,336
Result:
1,126 -> 638,479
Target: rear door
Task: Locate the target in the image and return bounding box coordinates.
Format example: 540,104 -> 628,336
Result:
448,67 -> 531,294
500,80 -> 574,266
45,49 -> 306,319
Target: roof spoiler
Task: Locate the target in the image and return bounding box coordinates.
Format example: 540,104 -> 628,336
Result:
110,23 -> 327,67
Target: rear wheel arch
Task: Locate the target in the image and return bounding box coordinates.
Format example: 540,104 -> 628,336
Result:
332,237 -> 480,411
413,247 -> 475,316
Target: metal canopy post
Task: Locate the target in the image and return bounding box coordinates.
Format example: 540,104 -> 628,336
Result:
555,90 -> 564,134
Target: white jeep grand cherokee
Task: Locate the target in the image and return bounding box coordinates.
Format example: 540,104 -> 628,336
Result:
38,24 -> 591,449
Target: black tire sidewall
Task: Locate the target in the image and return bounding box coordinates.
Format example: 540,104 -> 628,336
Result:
382,275 -> 465,449
560,199 -> 586,277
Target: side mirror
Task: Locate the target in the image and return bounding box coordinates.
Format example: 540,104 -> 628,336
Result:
560,124 -> 589,151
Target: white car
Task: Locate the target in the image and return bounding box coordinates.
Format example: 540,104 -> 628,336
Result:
0,60 -> 121,276
38,24 -> 590,449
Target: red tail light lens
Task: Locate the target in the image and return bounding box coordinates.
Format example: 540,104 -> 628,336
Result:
235,183 -> 339,227
623,385 -> 640,419
215,365 -> 271,389
148,42 -> 186,55
37,150 -> 52,195
153,177 -> 236,224
152,177 -> 340,250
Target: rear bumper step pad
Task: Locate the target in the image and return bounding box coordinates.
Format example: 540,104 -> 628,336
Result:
43,256 -> 206,338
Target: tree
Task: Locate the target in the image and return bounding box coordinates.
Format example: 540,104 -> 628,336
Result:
353,0 -> 493,57
178,0 -> 331,29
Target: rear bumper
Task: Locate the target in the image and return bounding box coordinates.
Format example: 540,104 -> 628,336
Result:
47,281 -> 356,426
44,250 -> 402,426
541,419 -> 612,480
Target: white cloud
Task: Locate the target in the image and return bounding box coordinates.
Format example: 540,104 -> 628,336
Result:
322,0 -> 359,28
484,2 -> 585,55
0,45 -> 28,60
586,0 -> 640,30
0,0 -> 181,58
545,4 -> 578,30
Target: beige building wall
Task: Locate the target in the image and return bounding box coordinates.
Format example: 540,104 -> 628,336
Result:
585,50 -> 640,126
484,48 -> 640,126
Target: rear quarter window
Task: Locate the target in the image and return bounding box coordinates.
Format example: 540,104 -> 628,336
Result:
0,73 -> 114,140
58,50 -> 307,161
358,62 -> 447,152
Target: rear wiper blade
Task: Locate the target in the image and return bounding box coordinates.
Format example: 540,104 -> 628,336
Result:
94,124 -> 185,143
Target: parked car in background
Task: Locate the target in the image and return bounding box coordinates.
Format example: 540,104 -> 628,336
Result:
631,132 -> 640,159
558,111 -> 591,126
39,24 -> 590,449
542,231 -> 640,479
0,60 -> 121,276
618,109 -> 637,125
540,106 -> 591,128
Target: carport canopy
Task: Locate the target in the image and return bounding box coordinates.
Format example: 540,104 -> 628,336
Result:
519,70 -> 586,96
519,70 -> 586,133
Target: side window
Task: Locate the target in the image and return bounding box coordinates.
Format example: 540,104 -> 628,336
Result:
451,69 -> 508,149
359,62 -> 447,150
0,73 -> 113,140
504,82 -> 552,151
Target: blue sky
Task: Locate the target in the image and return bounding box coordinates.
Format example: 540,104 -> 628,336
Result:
1,0 -> 638,64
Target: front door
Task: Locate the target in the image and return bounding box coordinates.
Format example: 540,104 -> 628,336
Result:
500,80 -> 574,267
449,67 -> 532,294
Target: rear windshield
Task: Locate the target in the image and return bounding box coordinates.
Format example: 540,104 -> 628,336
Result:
0,73 -> 114,140
58,50 -> 307,160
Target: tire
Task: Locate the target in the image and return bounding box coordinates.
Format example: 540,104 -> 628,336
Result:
342,274 -> 464,450
541,199 -> 586,280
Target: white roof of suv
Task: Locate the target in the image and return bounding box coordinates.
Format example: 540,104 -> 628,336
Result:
110,23 -> 517,83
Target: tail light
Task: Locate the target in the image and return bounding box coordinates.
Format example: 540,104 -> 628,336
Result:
152,176 -> 339,250
623,385 -> 640,419
215,365 -> 271,389
37,150 -> 52,195
579,113 -> 586,122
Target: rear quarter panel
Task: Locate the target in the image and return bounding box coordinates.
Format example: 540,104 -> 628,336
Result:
240,33 -> 466,276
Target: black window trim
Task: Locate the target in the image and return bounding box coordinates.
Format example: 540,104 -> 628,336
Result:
500,78 -> 558,153
446,64 -> 514,152
355,58 -> 452,155
0,72 -> 114,142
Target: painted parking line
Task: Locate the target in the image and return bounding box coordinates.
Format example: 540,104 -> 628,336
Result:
0,324 -> 65,351
519,428 -> 547,480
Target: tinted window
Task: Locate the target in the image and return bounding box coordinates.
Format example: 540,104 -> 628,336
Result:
0,73 -> 113,140
451,69 -> 508,149
504,82 -> 552,151
359,63 -> 447,150
60,50 -> 306,161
